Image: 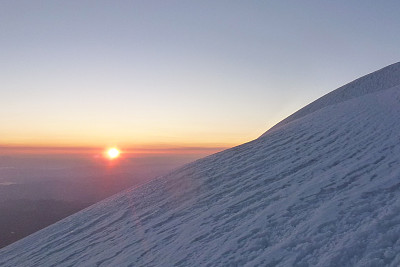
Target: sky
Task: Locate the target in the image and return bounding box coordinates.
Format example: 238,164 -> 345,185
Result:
1,1 -> 400,151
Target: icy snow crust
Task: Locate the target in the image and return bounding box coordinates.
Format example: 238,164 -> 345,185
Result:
2,65 -> 400,266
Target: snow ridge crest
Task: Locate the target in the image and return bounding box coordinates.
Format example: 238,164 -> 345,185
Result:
262,62 -> 400,136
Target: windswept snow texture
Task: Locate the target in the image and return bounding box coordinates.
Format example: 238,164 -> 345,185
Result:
2,64 -> 400,266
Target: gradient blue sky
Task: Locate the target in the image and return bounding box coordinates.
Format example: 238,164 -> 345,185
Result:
1,1 -> 400,148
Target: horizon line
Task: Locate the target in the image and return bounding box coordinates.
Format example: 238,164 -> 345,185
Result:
0,144 -> 230,155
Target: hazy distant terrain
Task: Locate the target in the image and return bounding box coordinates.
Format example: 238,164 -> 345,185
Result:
0,199 -> 88,249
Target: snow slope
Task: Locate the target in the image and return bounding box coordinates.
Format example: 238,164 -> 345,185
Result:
1,63 -> 400,266
262,62 -> 400,135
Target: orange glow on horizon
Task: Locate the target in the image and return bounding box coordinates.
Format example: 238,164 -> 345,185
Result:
0,144 -> 229,156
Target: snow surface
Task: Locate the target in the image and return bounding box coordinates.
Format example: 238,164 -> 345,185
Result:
263,62 -> 400,135
1,63 -> 400,266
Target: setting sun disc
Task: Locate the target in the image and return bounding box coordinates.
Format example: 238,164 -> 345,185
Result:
107,148 -> 120,159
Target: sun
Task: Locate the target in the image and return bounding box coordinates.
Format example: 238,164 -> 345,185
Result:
107,148 -> 120,159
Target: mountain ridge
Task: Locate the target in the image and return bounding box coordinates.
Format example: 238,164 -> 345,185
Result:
262,61 -> 400,135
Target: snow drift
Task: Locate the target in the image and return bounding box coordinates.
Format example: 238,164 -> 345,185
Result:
1,63 -> 400,266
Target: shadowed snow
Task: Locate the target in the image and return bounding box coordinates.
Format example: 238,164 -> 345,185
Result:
1,64 -> 400,266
